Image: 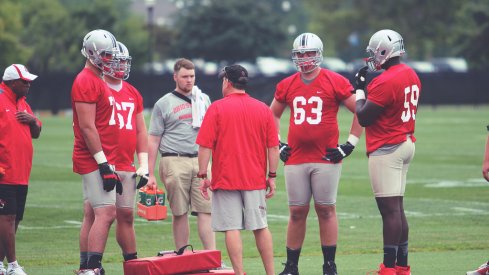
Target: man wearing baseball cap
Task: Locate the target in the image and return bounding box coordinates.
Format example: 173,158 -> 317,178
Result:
0,64 -> 41,275
196,64 -> 279,275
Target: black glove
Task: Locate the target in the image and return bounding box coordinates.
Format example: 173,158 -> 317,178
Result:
279,141 -> 291,162
98,162 -> 123,195
134,173 -> 149,189
354,65 -> 369,92
323,142 -> 355,163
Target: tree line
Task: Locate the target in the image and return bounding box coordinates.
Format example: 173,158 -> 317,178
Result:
0,0 -> 487,74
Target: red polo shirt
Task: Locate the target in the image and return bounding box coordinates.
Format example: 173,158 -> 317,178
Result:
0,82 -> 41,185
196,93 -> 278,190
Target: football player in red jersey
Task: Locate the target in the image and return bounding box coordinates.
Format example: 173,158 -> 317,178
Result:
354,29 -> 421,275
103,41 -> 148,263
270,33 -> 363,275
72,29 -> 122,275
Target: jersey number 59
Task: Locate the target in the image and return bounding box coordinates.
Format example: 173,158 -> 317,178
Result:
401,85 -> 420,122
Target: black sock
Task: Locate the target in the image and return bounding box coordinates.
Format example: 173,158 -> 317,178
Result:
123,252 -> 138,261
87,252 -> 103,269
80,252 -> 88,269
321,245 -> 336,263
383,246 -> 397,268
396,242 -> 408,266
286,247 -> 301,265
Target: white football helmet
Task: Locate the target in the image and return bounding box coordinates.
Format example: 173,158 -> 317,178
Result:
366,29 -> 405,71
81,29 -> 118,73
111,41 -> 132,80
292,33 -> 323,73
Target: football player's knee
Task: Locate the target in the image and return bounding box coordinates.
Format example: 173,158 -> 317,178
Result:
315,204 -> 336,220
289,208 -> 309,222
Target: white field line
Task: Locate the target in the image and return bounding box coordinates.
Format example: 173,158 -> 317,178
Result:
18,207 -> 489,230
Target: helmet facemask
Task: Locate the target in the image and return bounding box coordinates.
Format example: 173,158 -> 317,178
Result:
292,49 -> 323,73
110,42 -> 132,80
112,57 -> 132,80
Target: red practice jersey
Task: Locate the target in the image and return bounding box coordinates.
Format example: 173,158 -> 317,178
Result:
274,68 -> 353,164
111,82 -> 144,172
71,68 -> 119,174
196,93 -> 278,191
365,63 -> 421,154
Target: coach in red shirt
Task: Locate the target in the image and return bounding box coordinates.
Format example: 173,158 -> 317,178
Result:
196,65 -> 279,275
0,64 -> 41,275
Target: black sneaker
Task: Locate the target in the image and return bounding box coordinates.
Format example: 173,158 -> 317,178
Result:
279,261 -> 299,275
323,261 -> 337,275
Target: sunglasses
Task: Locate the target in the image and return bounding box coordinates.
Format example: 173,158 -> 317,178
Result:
17,79 -> 30,85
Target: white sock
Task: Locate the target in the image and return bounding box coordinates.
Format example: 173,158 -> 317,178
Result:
0,261 -> 4,269
8,261 -> 19,269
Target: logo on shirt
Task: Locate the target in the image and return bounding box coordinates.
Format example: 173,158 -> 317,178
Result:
0,199 -> 6,209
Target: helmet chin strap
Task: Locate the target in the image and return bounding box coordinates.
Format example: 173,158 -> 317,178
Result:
299,64 -> 318,73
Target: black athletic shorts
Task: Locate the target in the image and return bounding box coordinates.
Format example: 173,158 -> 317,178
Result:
0,184 -> 28,221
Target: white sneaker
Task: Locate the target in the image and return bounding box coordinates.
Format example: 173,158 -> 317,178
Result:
75,269 -> 100,275
467,261 -> 489,275
0,266 -> 6,275
6,265 -> 27,275
216,261 -> 232,270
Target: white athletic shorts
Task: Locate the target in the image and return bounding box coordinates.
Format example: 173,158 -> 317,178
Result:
368,139 -> 415,197
82,170 -> 116,208
284,163 -> 342,206
115,171 -> 137,209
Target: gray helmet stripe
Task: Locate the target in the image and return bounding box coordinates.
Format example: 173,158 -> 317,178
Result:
110,33 -> 117,47
301,33 -> 306,47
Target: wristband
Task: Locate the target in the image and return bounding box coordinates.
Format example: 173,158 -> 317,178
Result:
355,90 -> 366,101
347,134 -> 359,147
197,173 -> 207,179
93,151 -> 108,164
268,172 -> 277,178
487,125 -> 489,132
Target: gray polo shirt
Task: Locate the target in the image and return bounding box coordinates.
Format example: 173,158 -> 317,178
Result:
148,91 -> 211,154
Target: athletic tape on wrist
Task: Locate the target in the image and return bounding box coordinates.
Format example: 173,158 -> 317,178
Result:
356,90 -> 366,101
93,151 -> 107,164
347,134 -> 359,147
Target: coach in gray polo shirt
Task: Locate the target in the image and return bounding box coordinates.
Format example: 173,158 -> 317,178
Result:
147,58 -> 214,252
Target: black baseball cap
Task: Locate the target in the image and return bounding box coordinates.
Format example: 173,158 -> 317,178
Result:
218,64 -> 248,85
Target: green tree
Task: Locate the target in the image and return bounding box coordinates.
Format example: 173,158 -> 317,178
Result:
0,0 -> 32,66
452,0 -> 489,69
17,0 -> 149,73
303,0 -> 465,61
20,0 -> 82,72
172,0 -> 289,63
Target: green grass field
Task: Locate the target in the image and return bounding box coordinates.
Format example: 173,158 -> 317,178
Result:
16,105 -> 489,274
